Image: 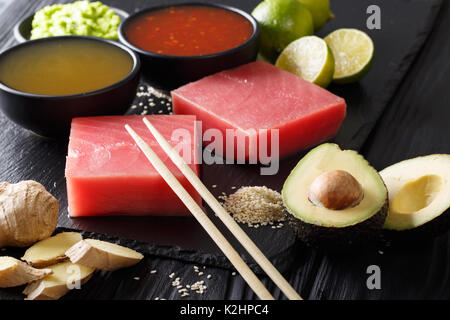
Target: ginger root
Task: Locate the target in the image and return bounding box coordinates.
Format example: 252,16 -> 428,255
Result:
23,261 -> 95,300
0,181 -> 59,248
66,239 -> 144,271
22,232 -> 83,268
0,256 -> 52,288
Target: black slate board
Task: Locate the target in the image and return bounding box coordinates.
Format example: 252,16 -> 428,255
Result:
0,0 -> 449,300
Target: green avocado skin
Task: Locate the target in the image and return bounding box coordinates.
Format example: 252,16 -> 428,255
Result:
383,209 -> 450,242
287,200 -> 388,251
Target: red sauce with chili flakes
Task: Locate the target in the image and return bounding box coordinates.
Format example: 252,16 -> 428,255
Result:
125,5 -> 254,56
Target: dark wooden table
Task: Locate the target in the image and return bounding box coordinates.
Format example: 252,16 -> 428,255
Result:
0,0 -> 449,300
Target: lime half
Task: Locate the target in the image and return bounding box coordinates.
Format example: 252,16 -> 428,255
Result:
324,28 -> 374,84
276,36 -> 335,88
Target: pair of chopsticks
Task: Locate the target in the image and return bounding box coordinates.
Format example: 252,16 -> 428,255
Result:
125,118 -> 302,300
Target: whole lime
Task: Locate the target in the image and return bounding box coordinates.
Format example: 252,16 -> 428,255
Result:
296,0 -> 334,31
252,0 -> 314,62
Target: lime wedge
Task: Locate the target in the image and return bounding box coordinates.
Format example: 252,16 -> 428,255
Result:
324,28 -> 374,84
275,36 -> 335,88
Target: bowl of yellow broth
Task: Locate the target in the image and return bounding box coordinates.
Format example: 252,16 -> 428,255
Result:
0,36 -> 140,137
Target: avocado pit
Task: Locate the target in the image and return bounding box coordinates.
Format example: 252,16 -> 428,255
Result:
308,170 -> 364,210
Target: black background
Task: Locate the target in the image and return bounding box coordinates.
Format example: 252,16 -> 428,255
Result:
0,0 -> 449,300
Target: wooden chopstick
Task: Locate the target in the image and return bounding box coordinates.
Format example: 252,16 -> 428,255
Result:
142,118 -> 303,301
125,124 -> 274,300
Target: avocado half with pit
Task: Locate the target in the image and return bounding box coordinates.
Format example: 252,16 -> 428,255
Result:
380,154 -> 450,235
282,143 -> 388,248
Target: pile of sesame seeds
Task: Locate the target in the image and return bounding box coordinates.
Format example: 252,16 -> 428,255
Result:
220,186 -> 286,228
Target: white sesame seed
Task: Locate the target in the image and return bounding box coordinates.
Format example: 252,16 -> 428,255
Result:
198,272 -> 204,276
150,270 -> 157,274
207,275 -> 212,279
133,277 -> 140,281
221,186 -> 286,227
232,272 -> 236,276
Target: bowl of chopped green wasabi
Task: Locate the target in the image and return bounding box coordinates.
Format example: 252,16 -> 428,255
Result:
14,1 -> 128,43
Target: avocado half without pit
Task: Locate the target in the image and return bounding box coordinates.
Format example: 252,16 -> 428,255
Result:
282,143 -> 388,248
380,154 -> 450,235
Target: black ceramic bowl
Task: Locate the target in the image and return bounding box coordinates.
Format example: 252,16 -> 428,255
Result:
118,2 -> 259,90
0,36 -> 140,138
13,7 -> 129,43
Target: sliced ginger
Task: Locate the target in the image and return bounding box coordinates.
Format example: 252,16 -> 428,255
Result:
0,256 -> 52,288
66,239 -> 144,271
23,261 -> 95,300
22,232 -> 83,268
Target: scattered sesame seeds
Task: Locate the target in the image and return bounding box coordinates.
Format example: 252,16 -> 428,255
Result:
169,272 -> 175,279
220,186 -> 286,227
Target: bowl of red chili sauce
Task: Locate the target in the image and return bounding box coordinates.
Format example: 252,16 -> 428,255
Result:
119,3 -> 259,90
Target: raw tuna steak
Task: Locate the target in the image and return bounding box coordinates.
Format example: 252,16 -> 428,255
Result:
172,61 -> 346,161
65,115 -> 200,216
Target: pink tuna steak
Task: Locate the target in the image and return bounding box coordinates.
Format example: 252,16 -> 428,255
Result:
172,61 -> 346,161
65,115 -> 201,216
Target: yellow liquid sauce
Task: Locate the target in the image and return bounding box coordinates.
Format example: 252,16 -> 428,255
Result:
0,39 -> 133,96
